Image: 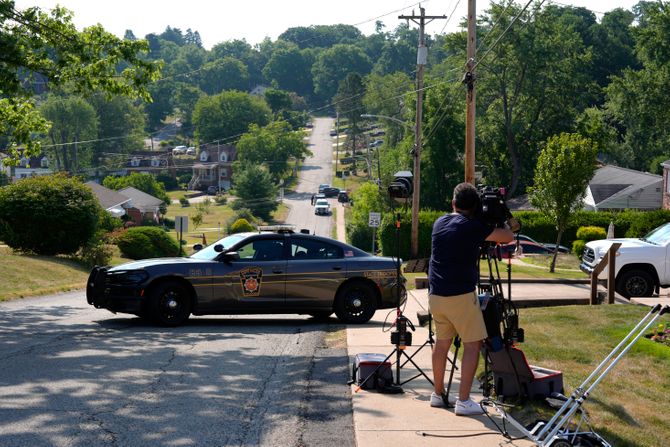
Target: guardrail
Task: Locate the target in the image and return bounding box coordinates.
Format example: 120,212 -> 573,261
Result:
590,243 -> 621,305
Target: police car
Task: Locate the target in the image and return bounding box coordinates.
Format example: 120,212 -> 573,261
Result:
87,226 -> 405,326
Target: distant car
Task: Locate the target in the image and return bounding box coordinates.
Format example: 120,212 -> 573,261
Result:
186,147 -> 196,155
318,184 -> 330,193
337,190 -> 349,203
371,130 -> 386,137
86,228 -> 405,325
207,185 -> 219,195
323,187 -> 340,198
172,145 -> 187,155
329,130 -> 337,136
314,193 -> 326,201
516,234 -> 570,253
314,199 -> 331,215
500,240 -> 553,258
368,139 -> 384,148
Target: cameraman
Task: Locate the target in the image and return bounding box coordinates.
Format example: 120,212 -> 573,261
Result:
428,182 -> 516,416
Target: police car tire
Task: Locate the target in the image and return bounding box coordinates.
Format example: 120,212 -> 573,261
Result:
150,281 -> 192,326
334,281 -> 376,324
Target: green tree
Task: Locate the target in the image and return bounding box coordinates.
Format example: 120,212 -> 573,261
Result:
362,72 -> 413,146
346,182 -> 388,251
264,88 -> 293,114
40,95 -> 98,172
198,57 -> 249,95
0,1 -> 160,163
278,24 -> 363,49
231,163 -> 277,221
235,120 -> 310,181
528,133 -> 597,272
193,91 -> 271,143
102,172 -> 170,205
334,73 -> 366,152
262,46 -> 314,97
0,174 -> 102,255
311,44 -> 372,101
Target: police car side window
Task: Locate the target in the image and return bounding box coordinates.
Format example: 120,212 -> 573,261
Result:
291,239 -> 343,260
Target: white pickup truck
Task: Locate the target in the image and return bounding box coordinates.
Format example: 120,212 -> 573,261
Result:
580,222 -> 670,298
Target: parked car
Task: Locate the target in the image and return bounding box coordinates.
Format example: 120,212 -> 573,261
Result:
172,145 -> 187,155
329,130 -> 337,136
314,199 -> 331,215
499,240 -> 553,258
207,185 -> 219,195
186,147 -> 196,156
580,222 -> 670,298
86,227 -> 405,325
368,139 -> 384,148
338,190 -> 350,203
318,183 -> 330,193
371,130 -> 386,137
323,187 -> 340,198
516,234 -> 569,253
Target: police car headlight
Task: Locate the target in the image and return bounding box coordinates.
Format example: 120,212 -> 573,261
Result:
108,270 -> 149,285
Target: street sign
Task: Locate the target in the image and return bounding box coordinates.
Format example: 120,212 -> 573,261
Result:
368,212 -> 381,228
175,216 -> 188,233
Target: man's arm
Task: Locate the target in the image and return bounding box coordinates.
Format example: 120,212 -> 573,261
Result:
486,227 -> 515,243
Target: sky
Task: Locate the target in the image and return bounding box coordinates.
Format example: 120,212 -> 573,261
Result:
15,0 -> 642,49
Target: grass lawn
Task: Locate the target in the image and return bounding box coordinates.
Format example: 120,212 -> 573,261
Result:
512,304 -> 670,447
0,247 -> 88,301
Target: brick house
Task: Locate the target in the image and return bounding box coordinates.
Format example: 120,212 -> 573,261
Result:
189,143 -> 236,191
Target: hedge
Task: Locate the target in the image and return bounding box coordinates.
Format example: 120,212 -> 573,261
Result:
378,210 -> 443,259
116,227 -> 180,259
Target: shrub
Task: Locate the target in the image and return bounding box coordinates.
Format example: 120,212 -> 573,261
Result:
76,240 -> 115,267
0,175 -> 101,255
116,227 -> 179,259
378,210 -> 443,259
576,226 -> 607,241
225,208 -> 258,233
162,217 -> 175,229
179,196 -> 190,207
214,194 -> 228,205
572,240 -> 587,258
98,210 -> 123,232
230,218 -> 254,234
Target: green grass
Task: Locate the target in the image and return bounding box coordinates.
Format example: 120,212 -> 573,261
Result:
0,247 -> 88,301
509,305 -> 670,447
520,253 -> 582,270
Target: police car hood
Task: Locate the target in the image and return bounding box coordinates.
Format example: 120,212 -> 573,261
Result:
108,257 -> 204,271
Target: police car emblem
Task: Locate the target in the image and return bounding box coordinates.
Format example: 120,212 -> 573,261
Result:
240,267 -> 263,296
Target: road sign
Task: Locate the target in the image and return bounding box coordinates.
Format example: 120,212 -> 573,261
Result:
175,216 -> 188,233
368,212 -> 381,228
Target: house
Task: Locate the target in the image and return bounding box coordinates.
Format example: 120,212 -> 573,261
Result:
118,186 -> 164,225
85,181 -> 131,218
0,154 -> 52,182
583,165 -> 662,211
124,150 -> 170,173
189,143 -> 236,191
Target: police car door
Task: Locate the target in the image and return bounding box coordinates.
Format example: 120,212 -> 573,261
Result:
285,236 -> 346,309
212,236 -> 287,310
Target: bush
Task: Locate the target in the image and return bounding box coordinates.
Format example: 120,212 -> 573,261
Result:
225,208 -> 258,233
162,217 -> 175,230
214,194 -> 228,205
576,226 -> 607,241
0,175 -> 102,255
156,172 -> 178,190
378,210 -> 443,259
98,210 -> 123,233
572,240 -> 587,258
230,218 -> 254,234
179,196 -> 190,207
116,227 -> 180,259
76,240 -> 115,267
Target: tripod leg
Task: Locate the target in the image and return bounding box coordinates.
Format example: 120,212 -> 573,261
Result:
444,337 -> 461,405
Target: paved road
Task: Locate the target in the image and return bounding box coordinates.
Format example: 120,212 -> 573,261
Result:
0,295 -> 354,446
284,117 -> 335,237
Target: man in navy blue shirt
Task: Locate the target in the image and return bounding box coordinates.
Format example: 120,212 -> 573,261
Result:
428,183 -> 515,415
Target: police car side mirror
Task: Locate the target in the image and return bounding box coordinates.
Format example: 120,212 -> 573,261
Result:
193,244 -> 203,251
214,244 -> 224,253
222,251 -> 239,263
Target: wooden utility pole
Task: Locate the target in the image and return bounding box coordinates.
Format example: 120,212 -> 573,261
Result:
399,7 -> 446,259
464,0 -> 477,184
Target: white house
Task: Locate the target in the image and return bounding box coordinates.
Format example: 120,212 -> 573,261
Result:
583,165 -> 662,211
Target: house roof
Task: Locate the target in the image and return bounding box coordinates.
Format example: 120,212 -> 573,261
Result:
584,165 -> 662,209
506,194 -> 535,211
85,181 -> 131,210
118,186 -> 164,209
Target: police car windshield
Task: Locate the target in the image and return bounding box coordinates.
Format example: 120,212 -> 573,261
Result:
190,234 -> 247,260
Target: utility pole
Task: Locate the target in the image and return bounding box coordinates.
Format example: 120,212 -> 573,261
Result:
399,7 -> 446,259
464,0 -> 477,184
335,112 -> 340,182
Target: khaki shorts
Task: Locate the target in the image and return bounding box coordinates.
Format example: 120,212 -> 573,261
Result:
428,291 -> 487,343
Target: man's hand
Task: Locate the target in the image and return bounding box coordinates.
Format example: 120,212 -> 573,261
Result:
506,218 -> 521,233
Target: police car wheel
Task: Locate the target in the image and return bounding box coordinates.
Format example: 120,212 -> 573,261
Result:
150,281 -> 192,326
334,282 -> 376,324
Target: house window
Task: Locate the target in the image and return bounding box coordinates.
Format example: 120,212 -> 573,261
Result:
220,170 -> 227,178
200,151 -> 209,162
131,157 -> 140,167
151,157 -> 160,167
40,157 -> 49,168
220,152 -> 228,162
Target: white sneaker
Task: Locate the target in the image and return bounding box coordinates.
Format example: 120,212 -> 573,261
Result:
430,392 -> 455,407
454,398 -> 485,416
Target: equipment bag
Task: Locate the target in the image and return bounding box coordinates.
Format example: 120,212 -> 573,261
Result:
351,353 -> 394,390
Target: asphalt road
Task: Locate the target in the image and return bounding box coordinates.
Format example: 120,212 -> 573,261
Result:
284,117 -> 335,237
0,118 -> 355,447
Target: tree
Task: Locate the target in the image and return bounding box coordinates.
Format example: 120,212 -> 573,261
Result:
528,133 -> 597,272
192,91 -> 271,143
262,46 -> 314,97
40,95 -> 98,172
0,1 -> 160,163
264,88 -> 293,114
333,73 -> 366,153
102,172 -> 170,205
235,120 -> 310,181
231,163 -> 278,221
198,57 -> 249,95
311,44 -> 372,101
362,72 -> 413,146
0,174 -> 102,255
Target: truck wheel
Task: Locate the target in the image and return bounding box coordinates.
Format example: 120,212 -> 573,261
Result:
616,269 -> 654,298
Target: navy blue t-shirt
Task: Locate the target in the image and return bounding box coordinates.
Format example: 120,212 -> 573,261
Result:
428,213 -> 493,296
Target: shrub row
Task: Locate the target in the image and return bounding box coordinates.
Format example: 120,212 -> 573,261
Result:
116,227 -> 180,260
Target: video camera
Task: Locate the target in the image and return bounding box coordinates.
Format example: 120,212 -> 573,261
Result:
477,186 -> 513,227
387,171 -> 413,200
